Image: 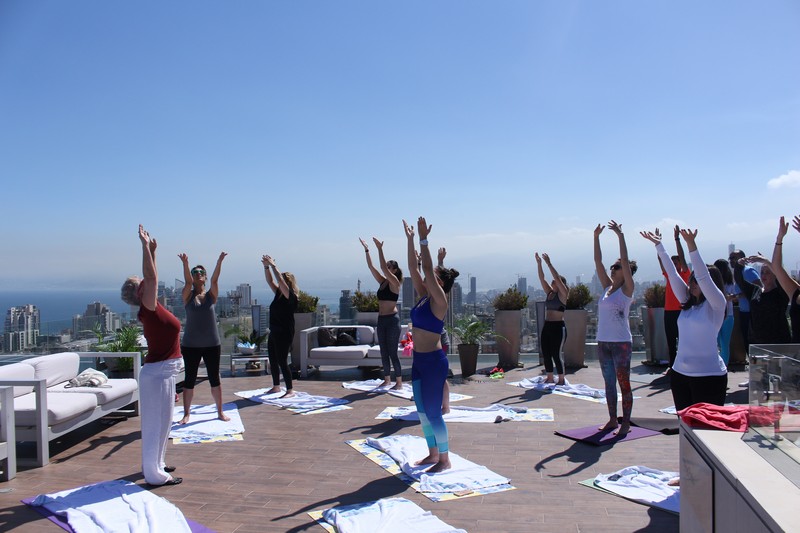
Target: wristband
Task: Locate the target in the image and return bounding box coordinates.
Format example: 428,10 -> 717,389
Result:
419,239 -> 429,246
776,243 -> 783,246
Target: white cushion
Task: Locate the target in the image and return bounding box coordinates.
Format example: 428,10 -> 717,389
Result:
23,353 -> 80,388
309,346 -> 370,360
366,346 -> 406,359
0,362 -> 35,397
49,378 -> 138,404
13,392 -> 98,426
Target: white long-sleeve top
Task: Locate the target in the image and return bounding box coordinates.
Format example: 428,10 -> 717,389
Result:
657,243 -> 727,376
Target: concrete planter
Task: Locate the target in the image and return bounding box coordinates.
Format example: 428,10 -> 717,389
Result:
291,312 -> 316,370
495,309 -> 522,369
457,343 -> 479,378
563,309 -> 588,368
642,306 -> 668,364
355,311 -> 379,326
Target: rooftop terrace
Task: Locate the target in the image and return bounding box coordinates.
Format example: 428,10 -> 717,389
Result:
0,355 -> 749,532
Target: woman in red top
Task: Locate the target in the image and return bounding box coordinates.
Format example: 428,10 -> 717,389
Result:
120,225 -> 184,486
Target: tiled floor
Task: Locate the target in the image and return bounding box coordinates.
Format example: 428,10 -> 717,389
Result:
0,358 -> 748,532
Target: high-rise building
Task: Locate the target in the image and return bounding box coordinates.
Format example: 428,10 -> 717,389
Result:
450,282 -> 463,315
467,276 -> 477,304
339,290 -> 355,321
517,277 -> 527,296
728,243 -> 736,255
72,302 -> 120,339
237,283 -> 253,307
4,304 -> 40,351
401,278 -> 415,309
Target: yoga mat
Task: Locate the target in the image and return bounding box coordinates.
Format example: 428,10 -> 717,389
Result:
345,439 -> 515,501
22,497 -> 215,533
577,479 -> 679,515
554,425 -> 661,446
629,416 -> 680,435
170,403 -> 244,443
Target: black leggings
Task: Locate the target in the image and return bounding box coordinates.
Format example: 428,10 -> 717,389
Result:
663,310 -> 680,366
377,313 -> 402,379
181,345 -> 222,388
670,369 -> 727,411
268,329 -> 294,390
540,321 -> 566,375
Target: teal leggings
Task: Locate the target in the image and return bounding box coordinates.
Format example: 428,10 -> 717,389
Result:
412,349 -> 449,453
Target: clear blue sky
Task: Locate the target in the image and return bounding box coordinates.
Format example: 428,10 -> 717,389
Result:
1,1 -> 799,294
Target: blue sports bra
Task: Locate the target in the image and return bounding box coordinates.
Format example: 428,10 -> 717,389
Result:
410,297 -> 444,334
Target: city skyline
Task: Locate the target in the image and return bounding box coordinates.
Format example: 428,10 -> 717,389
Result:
1,1 -> 798,292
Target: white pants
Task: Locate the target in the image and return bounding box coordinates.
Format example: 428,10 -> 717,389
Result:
139,358 -> 183,485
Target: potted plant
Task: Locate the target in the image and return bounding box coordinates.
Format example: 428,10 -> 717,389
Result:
492,286 -> 528,369
448,315 -> 500,378
351,290 -> 380,326
563,283 -> 593,368
224,325 -> 268,354
95,325 -> 142,377
642,283 -> 669,365
292,290 -> 319,368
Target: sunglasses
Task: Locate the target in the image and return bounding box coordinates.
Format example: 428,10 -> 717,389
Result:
191,269 -> 206,276
610,264 -> 622,271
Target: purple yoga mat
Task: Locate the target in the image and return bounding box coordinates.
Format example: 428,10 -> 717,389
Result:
22,496 -> 215,533
554,424 -> 660,446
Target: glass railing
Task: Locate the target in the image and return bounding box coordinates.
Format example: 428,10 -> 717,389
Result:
744,344 -> 800,488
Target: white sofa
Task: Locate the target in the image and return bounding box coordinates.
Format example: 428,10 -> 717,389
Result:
0,386 -> 15,480
298,325 -> 409,378
0,352 -> 140,467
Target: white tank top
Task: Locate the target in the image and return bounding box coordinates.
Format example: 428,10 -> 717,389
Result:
596,286 -> 633,342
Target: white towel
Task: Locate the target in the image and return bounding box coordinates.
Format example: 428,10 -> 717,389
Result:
235,389 -> 349,412
390,404 -> 523,423
594,466 -> 680,514
31,479 -> 191,533
321,497 -> 466,533
342,379 -> 393,392
508,375 -> 571,391
169,403 -> 244,439
366,434 -> 510,493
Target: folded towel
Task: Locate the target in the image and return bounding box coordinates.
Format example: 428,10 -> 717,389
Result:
594,466 -> 680,513
365,434 -> 510,493
678,402 -> 778,432
321,498 -> 466,533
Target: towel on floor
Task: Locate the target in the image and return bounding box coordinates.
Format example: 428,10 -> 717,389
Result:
170,403 -> 243,439
509,376 -> 606,401
320,498 -> 466,533
342,379 -> 393,392
365,434 -> 510,493
678,402 -> 778,432
390,404 -> 526,423
30,479 -> 191,533
383,383 -> 472,403
235,389 -> 349,413
508,375 -> 571,391
594,466 -> 680,514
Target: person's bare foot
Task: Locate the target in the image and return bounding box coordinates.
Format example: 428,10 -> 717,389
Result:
390,384 -> 404,390
668,477 -> 680,486
614,422 -> 630,436
217,412 -> 231,422
598,419 -> 618,432
382,379 -> 392,387
267,386 -> 282,394
280,391 -> 296,399
544,373 -> 555,384
178,414 -> 190,425
426,459 -> 452,473
556,377 -> 566,386
442,405 -> 450,415
414,453 -> 439,466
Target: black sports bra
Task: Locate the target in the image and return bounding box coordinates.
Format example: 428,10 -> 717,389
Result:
377,282 -> 399,302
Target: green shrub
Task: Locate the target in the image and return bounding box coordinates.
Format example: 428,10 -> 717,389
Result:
492,286 -> 528,311
566,283 -> 593,310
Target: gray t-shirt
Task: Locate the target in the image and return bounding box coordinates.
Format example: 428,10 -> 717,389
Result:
181,290 -> 220,348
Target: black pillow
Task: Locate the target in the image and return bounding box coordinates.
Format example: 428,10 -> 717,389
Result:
318,328 -> 337,347
335,331 -> 358,346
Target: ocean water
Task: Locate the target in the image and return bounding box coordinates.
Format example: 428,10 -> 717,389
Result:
0,287 -> 344,334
